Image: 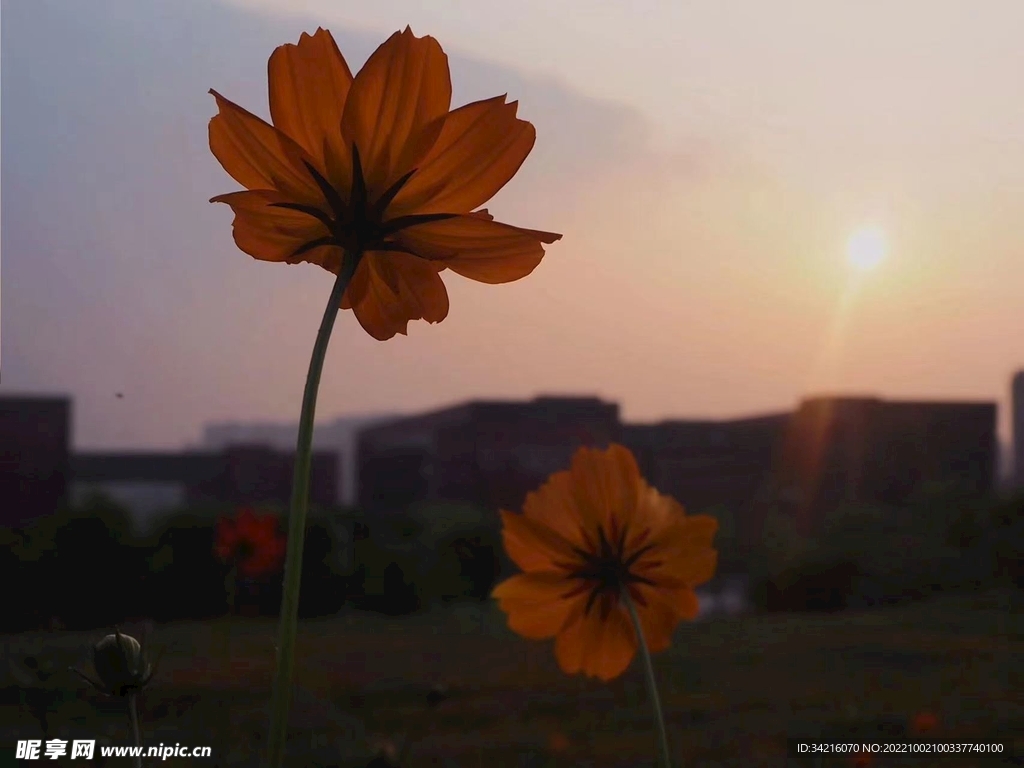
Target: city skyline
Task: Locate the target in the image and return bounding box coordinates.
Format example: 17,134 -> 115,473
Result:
7,390 -> 997,535
29,391 -> 995,540
3,0 -> 1023,451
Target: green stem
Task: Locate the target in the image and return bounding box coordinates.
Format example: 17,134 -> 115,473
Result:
621,588 -> 673,768
265,250 -> 362,768
128,692 -> 143,768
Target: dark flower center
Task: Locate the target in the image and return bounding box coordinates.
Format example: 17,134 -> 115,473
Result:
567,523 -> 656,616
236,539 -> 255,562
270,146 -> 455,259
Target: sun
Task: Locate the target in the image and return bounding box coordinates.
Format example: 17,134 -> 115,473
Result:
846,226 -> 886,271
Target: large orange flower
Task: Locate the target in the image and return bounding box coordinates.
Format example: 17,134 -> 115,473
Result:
492,444 -> 717,681
209,27 -> 561,341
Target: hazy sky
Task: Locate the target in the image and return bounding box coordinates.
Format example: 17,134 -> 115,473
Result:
3,0 -> 1023,449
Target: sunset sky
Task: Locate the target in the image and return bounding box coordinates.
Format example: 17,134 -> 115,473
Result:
3,0 -> 1023,450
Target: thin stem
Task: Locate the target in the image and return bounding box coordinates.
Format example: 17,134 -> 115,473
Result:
222,566 -> 236,664
265,250 -> 363,768
621,588 -> 673,768
227,565 -> 237,616
397,733 -> 413,766
128,693 -> 142,768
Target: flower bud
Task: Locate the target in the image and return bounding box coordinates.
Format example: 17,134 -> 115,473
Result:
425,683 -> 448,708
90,630 -> 153,697
365,740 -> 400,768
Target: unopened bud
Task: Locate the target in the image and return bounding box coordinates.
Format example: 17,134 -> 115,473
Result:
91,630 -> 153,697
425,683 -> 448,708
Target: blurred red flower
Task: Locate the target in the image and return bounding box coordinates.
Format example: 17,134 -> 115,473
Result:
911,710 -> 940,734
214,508 -> 287,578
547,731 -> 571,754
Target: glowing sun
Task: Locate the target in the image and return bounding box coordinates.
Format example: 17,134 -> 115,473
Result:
846,226 -> 886,271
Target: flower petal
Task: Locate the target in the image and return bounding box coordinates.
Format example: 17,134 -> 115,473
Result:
555,597 -> 637,681
633,515 -> 718,589
341,251 -> 450,340
342,27 -> 451,197
388,95 -> 536,216
618,485 -> 682,560
520,469 -> 603,553
567,444 -> 645,542
268,28 -> 353,177
208,90 -> 321,203
629,581 -> 700,653
492,572 -> 584,639
210,190 -> 337,268
396,213 -> 560,284
499,509 -> 581,574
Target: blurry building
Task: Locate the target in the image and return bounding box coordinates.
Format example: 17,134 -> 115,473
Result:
0,395 -> 71,528
623,413 -> 788,513
1012,371 -> 1024,486
357,397 -> 620,515
358,394 -> 995,537
191,445 -> 337,508
771,396 -> 996,536
73,445 -> 338,517
201,414 -> 397,506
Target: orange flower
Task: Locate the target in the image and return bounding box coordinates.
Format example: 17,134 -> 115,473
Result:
492,444 -> 717,681
209,27 -> 561,341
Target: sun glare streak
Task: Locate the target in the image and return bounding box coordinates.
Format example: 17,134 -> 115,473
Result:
803,226 -> 888,389
803,269 -> 875,393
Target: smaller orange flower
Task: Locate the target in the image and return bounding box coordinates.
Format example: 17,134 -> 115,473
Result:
214,508 -> 287,578
850,752 -> 874,767
492,444 -> 718,681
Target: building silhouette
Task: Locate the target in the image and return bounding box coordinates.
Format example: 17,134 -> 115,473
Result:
357,397 -> 620,514
0,392 -> 998,545
623,413 -> 789,515
1013,371 -> 1024,486
623,413 -> 790,554
355,394 -> 997,546
201,414 -> 397,506
0,396 -> 71,528
770,396 -> 996,536
73,445 -> 338,512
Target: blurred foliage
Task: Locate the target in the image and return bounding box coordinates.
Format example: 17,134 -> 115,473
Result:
700,504 -> 744,572
146,517 -> 230,622
405,501 -> 494,543
343,502 -> 504,613
421,529 -> 502,603
757,502 -> 817,580
297,516 -> 353,618
347,536 -> 422,615
0,494 -> 150,631
5,486 -> 1017,628
750,488 -> 1024,613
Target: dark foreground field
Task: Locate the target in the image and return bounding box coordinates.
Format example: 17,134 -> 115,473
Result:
2,590 -> 1021,767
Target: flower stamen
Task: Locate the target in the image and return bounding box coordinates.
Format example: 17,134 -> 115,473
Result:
568,522 -> 658,616
303,160 -> 349,222
267,201 -> 336,230
268,145 -> 457,259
